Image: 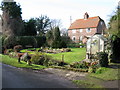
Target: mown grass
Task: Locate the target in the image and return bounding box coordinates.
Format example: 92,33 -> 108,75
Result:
89,66 -> 120,81
20,48 -> 86,64
73,80 -> 103,88
0,54 -> 46,70
47,48 -> 86,64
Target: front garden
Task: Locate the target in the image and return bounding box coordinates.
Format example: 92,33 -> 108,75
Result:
20,48 -> 86,64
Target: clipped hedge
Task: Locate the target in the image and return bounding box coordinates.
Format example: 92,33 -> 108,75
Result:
2,36 -> 46,49
34,36 -> 46,47
16,36 -> 37,48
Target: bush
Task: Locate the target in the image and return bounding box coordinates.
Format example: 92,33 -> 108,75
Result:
16,36 -> 37,48
30,52 -> 45,65
34,36 -> 46,48
95,67 -> 107,74
70,62 -> 89,69
97,52 -> 108,67
60,40 -> 67,48
30,52 -> 66,66
88,61 -> 100,73
3,36 -> 18,49
30,52 -> 54,66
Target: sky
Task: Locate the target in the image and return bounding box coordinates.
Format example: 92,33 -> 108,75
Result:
0,0 -> 119,29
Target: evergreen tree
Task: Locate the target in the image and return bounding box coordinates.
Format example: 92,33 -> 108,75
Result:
108,6 -> 120,63
46,30 -> 53,46
23,18 -> 37,36
1,1 -> 24,36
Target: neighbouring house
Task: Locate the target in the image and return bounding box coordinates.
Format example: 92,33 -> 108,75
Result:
68,12 -> 106,43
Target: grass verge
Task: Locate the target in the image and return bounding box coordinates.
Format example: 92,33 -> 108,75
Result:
73,80 -> 103,88
0,54 -> 46,70
89,67 -> 120,81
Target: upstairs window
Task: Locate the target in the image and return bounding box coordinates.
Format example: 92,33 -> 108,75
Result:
79,29 -> 83,32
72,29 -> 76,33
86,28 -> 91,32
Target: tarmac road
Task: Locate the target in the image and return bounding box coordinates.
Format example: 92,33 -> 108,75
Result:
2,64 -> 77,88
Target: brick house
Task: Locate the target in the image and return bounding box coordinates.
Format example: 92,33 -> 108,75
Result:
68,12 -> 106,43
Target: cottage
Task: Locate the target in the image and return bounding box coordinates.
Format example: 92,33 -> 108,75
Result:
68,12 -> 106,43
86,34 -> 107,59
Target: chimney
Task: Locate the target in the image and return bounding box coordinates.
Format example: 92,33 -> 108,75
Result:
84,12 -> 89,20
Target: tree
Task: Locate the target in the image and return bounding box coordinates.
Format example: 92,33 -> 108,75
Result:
108,6 -> 120,37
46,30 -> 53,47
35,15 -> 51,35
50,19 -> 62,30
23,18 -> 37,36
1,1 -> 24,36
108,6 -> 120,63
46,26 -> 67,48
52,27 -> 61,48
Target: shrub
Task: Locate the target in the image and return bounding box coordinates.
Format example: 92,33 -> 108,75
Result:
34,36 -> 46,48
70,62 -> 89,69
30,52 -> 45,65
60,40 -> 67,48
30,52 -> 54,66
97,52 -> 108,67
67,43 -> 80,48
88,61 -> 100,73
95,67 -> 107,74
16,36 -> 37,48
3,36 -> 18,49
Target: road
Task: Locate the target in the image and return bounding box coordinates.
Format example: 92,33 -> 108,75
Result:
2,64 -> 77,88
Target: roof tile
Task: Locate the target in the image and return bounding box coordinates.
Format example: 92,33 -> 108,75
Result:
68,16 -> 100,29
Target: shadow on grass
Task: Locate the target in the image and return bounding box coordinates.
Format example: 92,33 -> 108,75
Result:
108,63 -> 120,69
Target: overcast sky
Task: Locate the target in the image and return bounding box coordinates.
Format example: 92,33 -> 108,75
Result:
0,0 -> 119,29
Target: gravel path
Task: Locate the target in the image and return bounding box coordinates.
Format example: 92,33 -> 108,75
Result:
44,68 -> 120,89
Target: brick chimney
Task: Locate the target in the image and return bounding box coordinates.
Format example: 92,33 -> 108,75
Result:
84,12 -> 89,20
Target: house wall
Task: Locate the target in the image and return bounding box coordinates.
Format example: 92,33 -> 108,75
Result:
97,20 -> 106,34
68,28 -> 97,43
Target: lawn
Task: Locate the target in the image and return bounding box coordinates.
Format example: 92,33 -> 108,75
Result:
89,66 -> 120,81
21,48 -> 86,64
73,64 -> 120,88
47,48 -> 86,64
0,54 -> 46,70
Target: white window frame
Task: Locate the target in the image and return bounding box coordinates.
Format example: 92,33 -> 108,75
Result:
86,28 -> 91,33
79,29 -> 83,32
72,36 -> 76,41
79,36 -> 83,41
72,29 -> 76,33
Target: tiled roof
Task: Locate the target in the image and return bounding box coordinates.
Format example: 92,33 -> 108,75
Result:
68,16 -> 100,29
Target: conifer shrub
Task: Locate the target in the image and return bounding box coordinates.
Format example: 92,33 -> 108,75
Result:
97,52 -> 108,67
